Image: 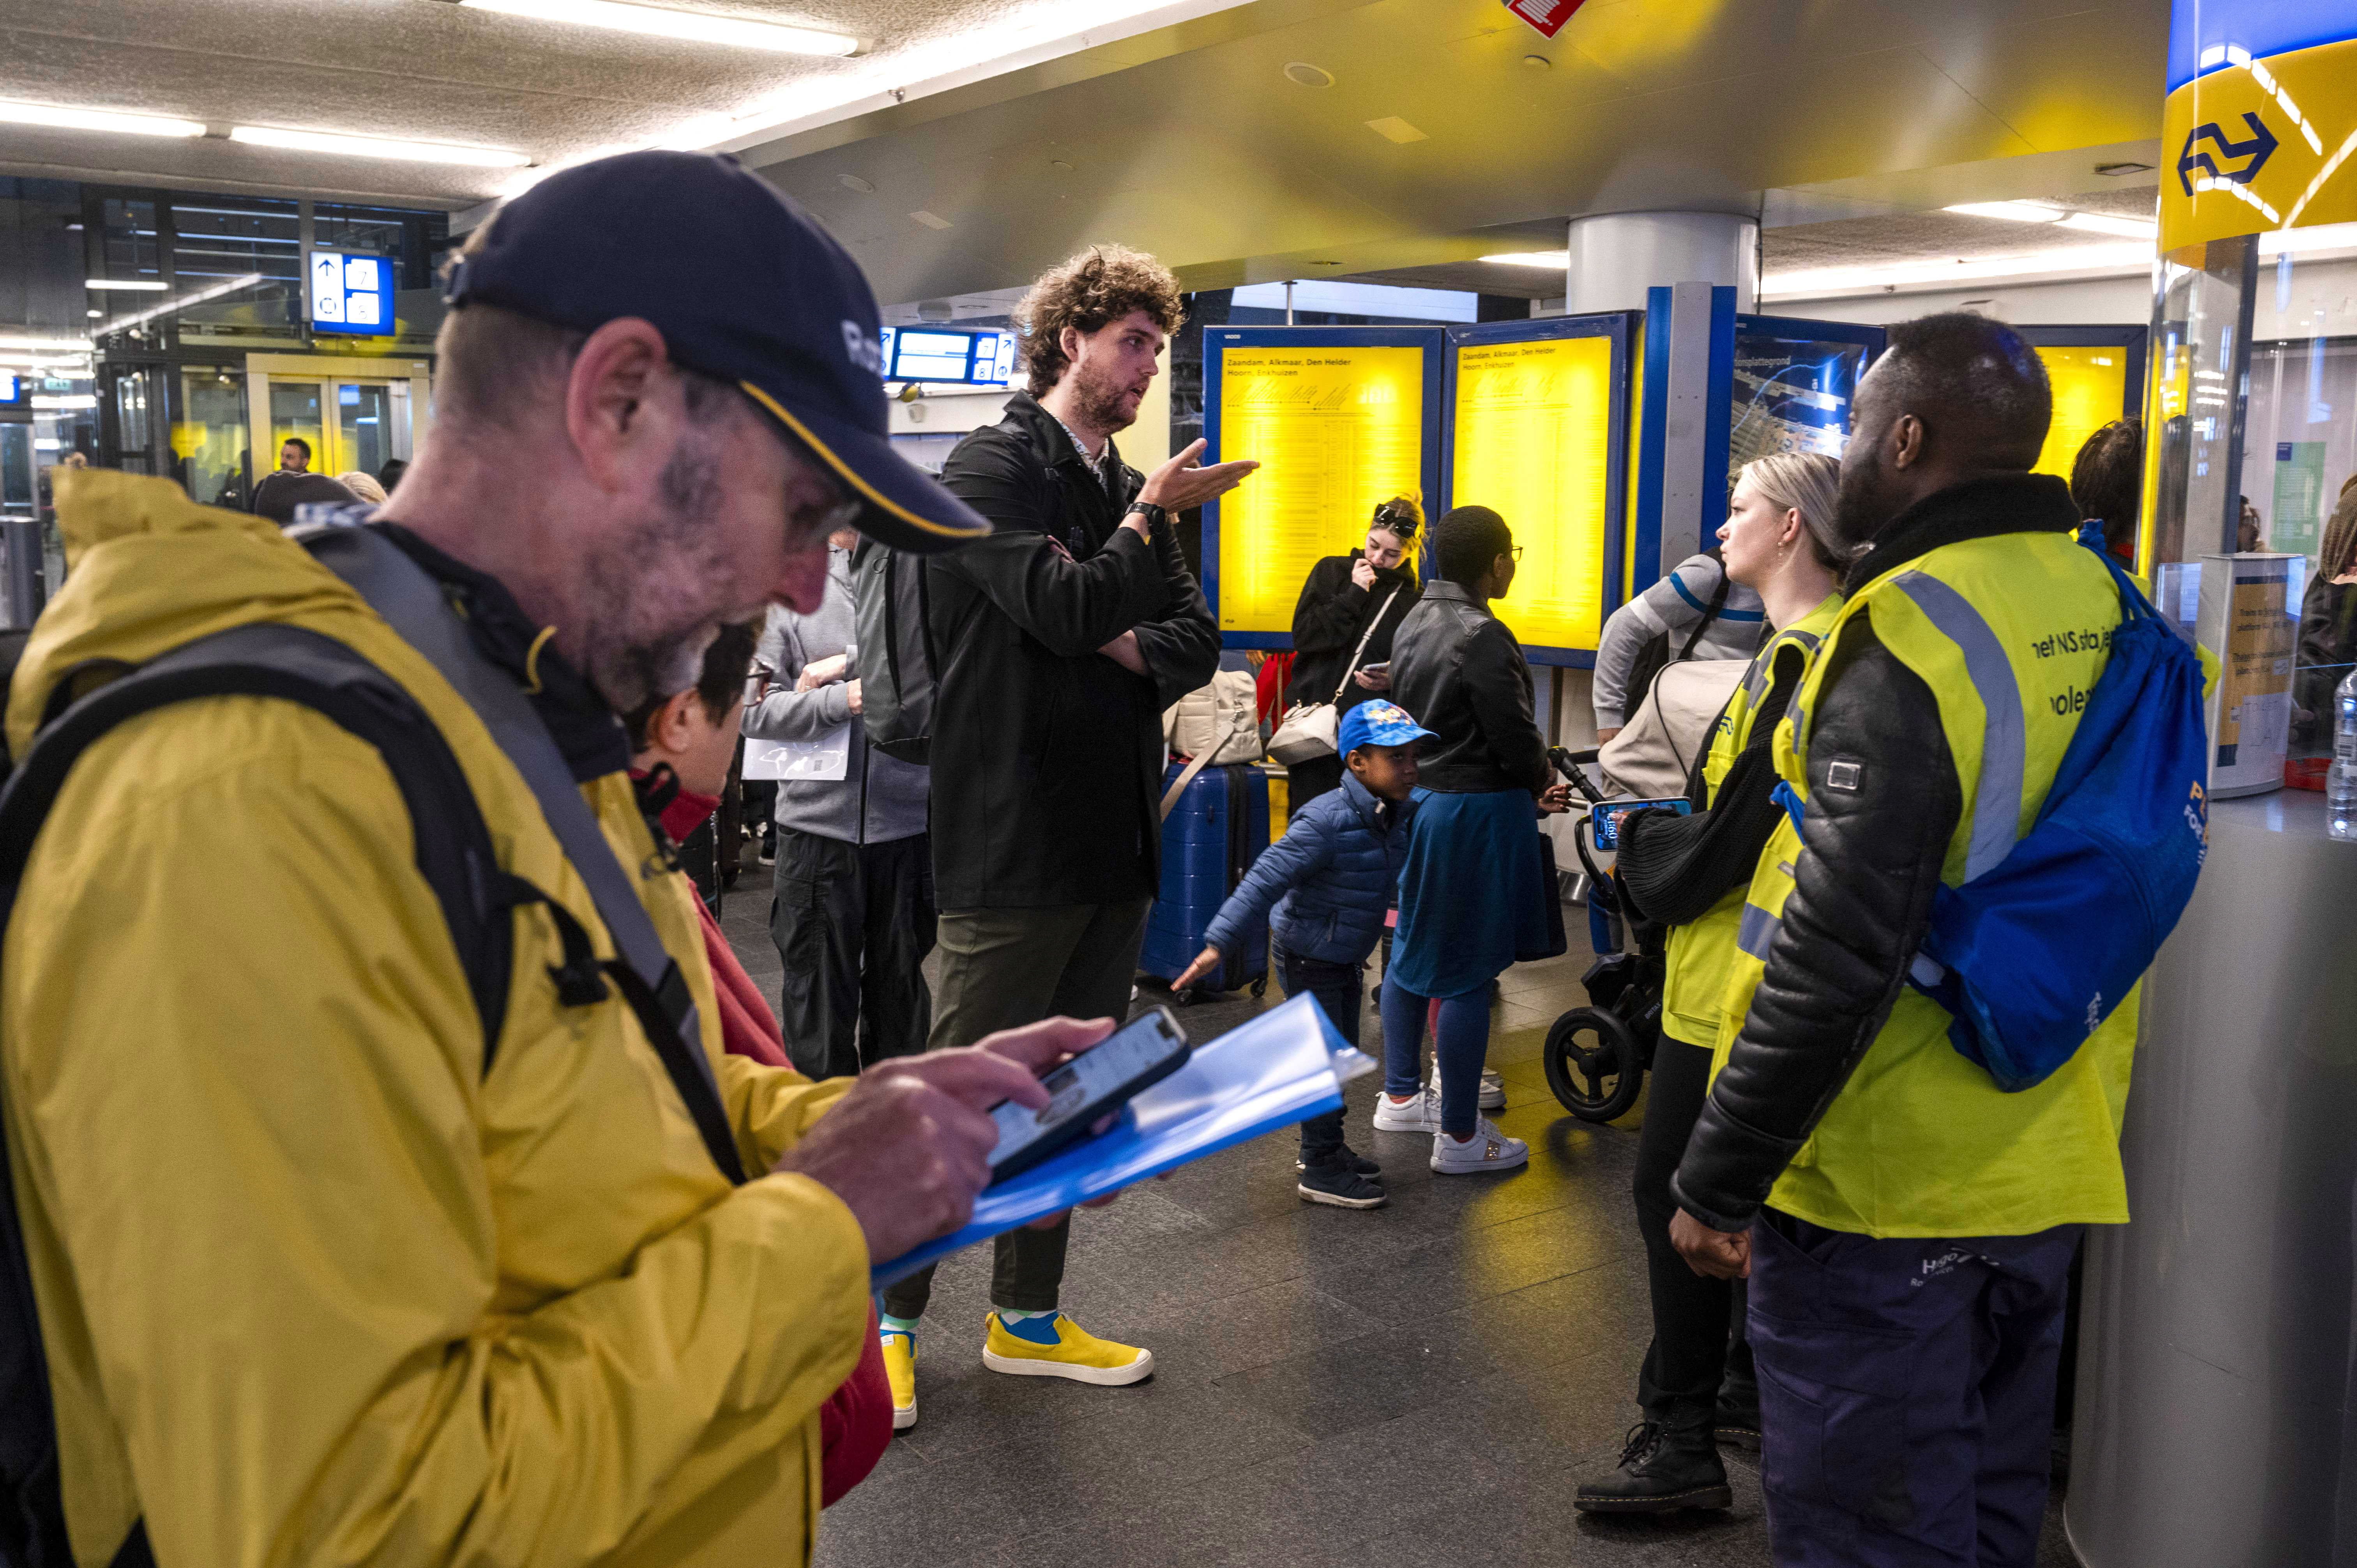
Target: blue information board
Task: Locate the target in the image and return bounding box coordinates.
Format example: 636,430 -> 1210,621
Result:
310,250 -> 395,337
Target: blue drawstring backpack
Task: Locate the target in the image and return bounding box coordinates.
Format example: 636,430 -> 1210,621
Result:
1907,526 -> 2210,1090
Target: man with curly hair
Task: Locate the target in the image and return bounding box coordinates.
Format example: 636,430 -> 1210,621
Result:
873,245 -> 1257,1425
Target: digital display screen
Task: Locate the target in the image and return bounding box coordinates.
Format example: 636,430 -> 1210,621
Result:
310,250 -> 395,338
1216,344 -> 1426,636
1729,332 -> 1867,468
1453,334 -> 1616,652
1590,796 -> 1691,851
884,327 -> 1016,387
2030,345 -> 2129,484
988,1013 -> 1182,1167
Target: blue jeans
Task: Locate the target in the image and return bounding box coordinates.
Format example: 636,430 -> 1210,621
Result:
1274,945 -> 1360,1163
1747,1210 -> 2081,1567
1378,975 -> 1488,1137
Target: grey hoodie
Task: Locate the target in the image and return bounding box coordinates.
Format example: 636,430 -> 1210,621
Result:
740,546 -> 930,844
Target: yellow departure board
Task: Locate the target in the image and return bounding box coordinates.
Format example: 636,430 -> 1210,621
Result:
2032,345 -> 2129,482
1451,334 -> 1615,652
1214,345 -> 1425,635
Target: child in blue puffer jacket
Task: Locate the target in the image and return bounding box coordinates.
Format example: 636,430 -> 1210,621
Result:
1175,701 -> 1433,1209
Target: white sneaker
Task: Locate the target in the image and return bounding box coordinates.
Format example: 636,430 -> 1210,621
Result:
1430,1118 -> 1530,1174
1372,1089 -> 1440,1132
1428,1063 -> 1507,1112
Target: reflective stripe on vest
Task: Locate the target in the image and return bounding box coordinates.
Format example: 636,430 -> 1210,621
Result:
1735,901 -> 1779,960
1888,570 -> 2025,883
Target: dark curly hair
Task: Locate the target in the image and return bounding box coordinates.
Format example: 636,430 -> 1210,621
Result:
1013,245 -> 1185,396
623,618 -> 762,752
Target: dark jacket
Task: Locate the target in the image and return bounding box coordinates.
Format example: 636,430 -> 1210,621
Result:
2295,572 -> 2357,721
1202,771 -> 1415,966
1287,553 -> 1420,714
1670,473 -> 2078,1233
1388,580 -> 1550,795
927,392 -> 1221,908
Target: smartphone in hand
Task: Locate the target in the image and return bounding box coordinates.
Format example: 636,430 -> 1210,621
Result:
986,1008 -> 1191,1184
1590,797 -> 1692,851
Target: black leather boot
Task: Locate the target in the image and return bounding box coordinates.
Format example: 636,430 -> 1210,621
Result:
1573,1421 -> 1732,1513
1715,1369 -> 1762,1453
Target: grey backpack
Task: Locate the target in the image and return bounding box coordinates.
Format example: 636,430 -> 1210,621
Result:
851,536 -> 935,765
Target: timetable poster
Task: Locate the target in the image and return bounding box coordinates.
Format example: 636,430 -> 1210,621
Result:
1451,334 -> 1613,652
1215,346 -> 1425,635
2031,346 -> 2128,482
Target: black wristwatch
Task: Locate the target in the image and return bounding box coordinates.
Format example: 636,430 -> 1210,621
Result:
1124,500 -> 1167,530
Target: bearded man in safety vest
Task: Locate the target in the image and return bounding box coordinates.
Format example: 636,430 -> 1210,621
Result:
1667,313 -> 2137,1567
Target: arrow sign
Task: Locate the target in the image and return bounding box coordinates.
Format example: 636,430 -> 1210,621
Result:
2178,111 -> 2279,196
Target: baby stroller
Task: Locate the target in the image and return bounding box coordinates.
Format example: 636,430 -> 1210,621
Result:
1540,746 -> 1663,1124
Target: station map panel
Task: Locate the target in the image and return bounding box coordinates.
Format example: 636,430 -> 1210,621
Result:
1451,334 -> 1614,652
1214,345 -> 1424,635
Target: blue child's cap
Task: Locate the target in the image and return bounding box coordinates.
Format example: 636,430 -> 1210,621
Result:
1339,700 -> 1435,755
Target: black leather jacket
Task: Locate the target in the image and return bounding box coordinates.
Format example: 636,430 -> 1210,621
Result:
1389,580 -> 1550,794
1670,473 -> 2080,1231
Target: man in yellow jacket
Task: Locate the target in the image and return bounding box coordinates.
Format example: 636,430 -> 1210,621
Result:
1,151 -> 1092,1568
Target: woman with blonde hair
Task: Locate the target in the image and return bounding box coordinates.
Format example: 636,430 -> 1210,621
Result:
336,470 -> 388,505
1577,450 -> 1852,1516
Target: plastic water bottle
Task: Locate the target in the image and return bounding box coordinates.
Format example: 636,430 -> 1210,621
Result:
2330,668 -> 2357,840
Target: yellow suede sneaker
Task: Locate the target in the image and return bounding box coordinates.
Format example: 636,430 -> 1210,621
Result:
880,1324 -> 918,1430
980,1312 -> 1154,1386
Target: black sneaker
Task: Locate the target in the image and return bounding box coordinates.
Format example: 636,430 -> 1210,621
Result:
1297,1161 -> 1387,1209
1573,1422 -> 1733,1513
1295,1144 -> 1380,1176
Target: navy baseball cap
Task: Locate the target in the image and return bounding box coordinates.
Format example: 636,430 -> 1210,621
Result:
1338,701 -> 1435,755
445,150 -> 990,554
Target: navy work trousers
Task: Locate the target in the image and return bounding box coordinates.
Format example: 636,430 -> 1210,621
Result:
1747,1209 -> 2081,1568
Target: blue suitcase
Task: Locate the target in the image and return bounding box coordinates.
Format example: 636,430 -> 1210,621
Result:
1139,761 -> 1270,1001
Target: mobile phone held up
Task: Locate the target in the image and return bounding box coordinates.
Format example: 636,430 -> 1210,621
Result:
1589,796 -> 1692,852
986,1007 -> 1192,1185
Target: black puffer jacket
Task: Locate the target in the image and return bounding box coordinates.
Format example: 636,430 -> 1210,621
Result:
928,393 -> 1220,909
1670,474 -> 2079,1231
1389,580 -> 1550,795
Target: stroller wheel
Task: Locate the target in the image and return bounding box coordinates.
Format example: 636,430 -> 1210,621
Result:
1543,1006 -> 1646,1123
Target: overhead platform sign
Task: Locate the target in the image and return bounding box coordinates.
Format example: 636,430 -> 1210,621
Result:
310,250 -> 394,338
1446,323 -> 1625,659
1204,330 -> 1440,643
2159,0 -> 2357,246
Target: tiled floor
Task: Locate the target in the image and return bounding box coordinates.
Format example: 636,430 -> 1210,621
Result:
714,873 -> 2083,1568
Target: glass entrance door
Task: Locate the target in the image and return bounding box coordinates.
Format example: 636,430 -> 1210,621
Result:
263,376 -> 408,482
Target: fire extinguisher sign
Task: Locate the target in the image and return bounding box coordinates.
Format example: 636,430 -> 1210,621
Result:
1504,0 -> 1584,38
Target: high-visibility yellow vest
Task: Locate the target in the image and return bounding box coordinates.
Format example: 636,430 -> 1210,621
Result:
1712,529 -> 2140,1238
1658,592 -> 1842,1049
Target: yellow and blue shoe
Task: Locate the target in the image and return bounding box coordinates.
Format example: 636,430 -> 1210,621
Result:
980,1312 -> 1154,1386
880,1324 -> 918,1430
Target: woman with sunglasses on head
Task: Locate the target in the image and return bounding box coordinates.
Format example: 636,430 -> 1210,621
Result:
1283,496 -> 1425,805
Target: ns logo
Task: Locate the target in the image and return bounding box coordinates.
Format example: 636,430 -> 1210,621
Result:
2178,111 -> 2279,196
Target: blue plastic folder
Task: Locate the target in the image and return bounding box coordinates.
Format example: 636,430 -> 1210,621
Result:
872,994 -> 1366,1287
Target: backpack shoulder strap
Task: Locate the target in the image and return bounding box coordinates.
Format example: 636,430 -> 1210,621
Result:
0,622 -> 511,1061
1676,562 -> 1733,662
295,525 -> 748,1186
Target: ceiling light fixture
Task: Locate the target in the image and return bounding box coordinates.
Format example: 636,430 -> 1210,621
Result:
0,335 -> 94,353
31,394 -> 99,411
1762,242 -> 2151,301
230,125 -> 531,167
91,272 -> 263,337
1364,117 -> 1428,144
1944,200 -> 2156,241
84,279 -> 168,291
1283,62 -> 1335,88
1481,251 -> 1569,268
0,101 -> 205,138
461,0 -> 856,55
910,210 -> 952,230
